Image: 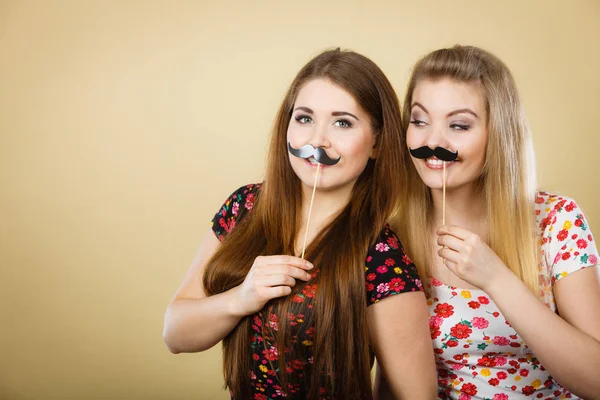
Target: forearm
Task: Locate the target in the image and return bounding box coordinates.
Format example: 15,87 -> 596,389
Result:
163,286 -> 244,353
488,274 -> 600,399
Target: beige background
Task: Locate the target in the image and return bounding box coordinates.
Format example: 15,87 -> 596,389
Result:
1,0 -> 598,399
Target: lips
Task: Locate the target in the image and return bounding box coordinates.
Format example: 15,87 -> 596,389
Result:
424,157 -> 457,169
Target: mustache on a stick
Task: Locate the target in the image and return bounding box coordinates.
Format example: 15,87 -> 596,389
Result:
288,142 -> 341,166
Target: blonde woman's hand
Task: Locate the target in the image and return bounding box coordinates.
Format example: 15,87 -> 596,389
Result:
436,225 -> 512,292
232,255 -> 313,317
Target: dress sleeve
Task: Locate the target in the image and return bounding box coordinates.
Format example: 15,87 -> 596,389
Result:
210,183 -> 260,242
365,224 -> 424,306
539,195 -> 599,284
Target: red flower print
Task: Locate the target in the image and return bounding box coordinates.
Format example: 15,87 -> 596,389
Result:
477,356 -> 497,367
561,252 -> 571,260
290,359 -> 304,370
492,336 -> 510,346
447,339 -> 459,347
522,386 -> 535,396
450,323 -> 472,339
535,196 -> 544,204
461,382 -> 478,396
387,235 -> 399,249
389,278 -> 405,291
576,239 -> 588,249
488,378 -> 500,386
565,202 -> 575,212
468,301 -> 481,309
366,283 -> 374,292
252,353 -> 260,361
366,273 -> 377,281
254,394 -> 267,400
507,368 -> 517,375
376,265 -> 388,274
431,327 -> 441,339
496,371 -> 507,380
385,258 -> 395,266
262,346 -> 278,361
557,229 -> 568,241
453,354 -> 464,361
492,312 -> 500,317
401,254 -> 413,265
434,302 -> 455,318
575,218 -> 582,227
302,284 -> 316,298
492,395 -> 508,400
519,369 -> 529,377
478,296 -> 490,304
292,295 -> 304,303
471,317 -> 489,329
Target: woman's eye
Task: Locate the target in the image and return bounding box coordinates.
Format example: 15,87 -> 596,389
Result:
334,119 -> 352,128
450,123 -> 470,131
295,115 -> 313,124
409,120 -> 426,127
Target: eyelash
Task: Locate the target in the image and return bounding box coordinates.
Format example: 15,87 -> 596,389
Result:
450,123 -> 470,131
410,120 -> 470,131
294,115 -> 353,128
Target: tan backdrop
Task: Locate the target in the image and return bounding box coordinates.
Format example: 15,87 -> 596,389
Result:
1,0 -> 598,399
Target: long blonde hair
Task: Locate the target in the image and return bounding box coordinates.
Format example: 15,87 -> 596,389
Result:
394,45 -> 539,295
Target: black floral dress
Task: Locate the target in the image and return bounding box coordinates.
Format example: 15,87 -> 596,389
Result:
211,183 -> 423,399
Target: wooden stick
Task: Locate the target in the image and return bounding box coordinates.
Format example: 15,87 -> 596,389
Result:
301,163 -> 320,259
442,161 -> 446,226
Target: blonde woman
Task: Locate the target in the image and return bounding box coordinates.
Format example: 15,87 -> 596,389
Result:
379,45 -> 600,399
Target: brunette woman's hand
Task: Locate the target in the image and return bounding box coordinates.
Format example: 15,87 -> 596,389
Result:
232,255 -> 313,316
436,225 -> 513,292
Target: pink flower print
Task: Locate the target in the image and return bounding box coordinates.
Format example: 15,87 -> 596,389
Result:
377,283 -> 389,293
450,363 -> 465,370
492,336 -> 510,346
590,254 -> 598,265
231,202 -> 239,216
245,193 -> 255,210
471,317 -> 489,329
492,394 -> 508,400
375,242 -> 390,252
430,315 -> 443,328
377,265 -> 388,274
458,394 -> 472,400
494,356 -> 507,366
262,346 -> 278,361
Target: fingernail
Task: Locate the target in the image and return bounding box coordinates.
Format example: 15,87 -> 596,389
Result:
306,273 -> 312,280
306,262 -> 314,269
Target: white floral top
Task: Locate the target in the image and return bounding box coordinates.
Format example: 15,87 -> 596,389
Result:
429,193 -> 599,400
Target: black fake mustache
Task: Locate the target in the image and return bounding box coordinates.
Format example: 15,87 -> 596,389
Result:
409,146 -> 458,162
287,142 -> 341,166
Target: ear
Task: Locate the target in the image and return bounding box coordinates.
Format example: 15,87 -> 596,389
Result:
369,132 -> 380,159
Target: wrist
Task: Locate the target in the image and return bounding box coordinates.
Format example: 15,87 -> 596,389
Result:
484,268 -> 519,298
227,285 -> 246,318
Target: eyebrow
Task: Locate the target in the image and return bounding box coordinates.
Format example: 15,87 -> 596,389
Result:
293,106 -> 359,121
411,102 -> 479,119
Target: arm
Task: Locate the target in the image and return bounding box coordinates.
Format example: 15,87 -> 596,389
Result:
438,217 -> 600,400
486,267 -> 600,399
369,292 -> 437,400
162,228 -> 242,353
163,228 -> 313,354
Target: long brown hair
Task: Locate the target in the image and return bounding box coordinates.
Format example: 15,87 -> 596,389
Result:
394,45 -> 539,295
203,48 -> 405,399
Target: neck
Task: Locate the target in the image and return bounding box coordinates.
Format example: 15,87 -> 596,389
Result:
430,183 -> 487,237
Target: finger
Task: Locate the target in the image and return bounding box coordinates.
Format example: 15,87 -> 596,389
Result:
438,246 -> 461,264
258,255 -> 314,270
437,234 -> 467,253
443,258 -> 460,276
256,274 -> 297,288
437,224 -> 471,240
258,264 -> 312,281
262,285 -> 293,299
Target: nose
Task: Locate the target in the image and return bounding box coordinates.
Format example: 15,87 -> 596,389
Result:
425,122 -> 449,150
308,121 -> 331,149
